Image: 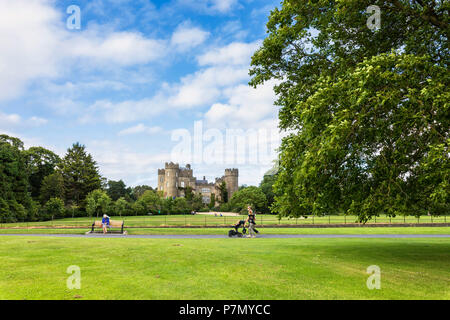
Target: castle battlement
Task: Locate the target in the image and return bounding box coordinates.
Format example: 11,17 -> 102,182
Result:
165,162 -> 179,170
225,168 -> 239,176
157,164 -> 239,202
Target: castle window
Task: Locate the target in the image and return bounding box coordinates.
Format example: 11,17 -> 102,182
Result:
202,188 -> 210,193
202,196 -> 210,204
181,181 -> 185,188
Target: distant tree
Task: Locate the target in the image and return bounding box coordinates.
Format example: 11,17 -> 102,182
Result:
0,134 -> 24,150
0,199 -> 11,223
0,135 -> 31,220
113,197 -> 128,217
218,181 -> 228,203
60,143 -> 102,207
23,147 -> 61,199
40,172 -> 65,204
43,198 -> 65,220
106,180 -> 130,201
209,193 -> 216,209
140,190 -> 161,214
85,189 -> 111,218
132,185 -> 153,200
184,186 -> 194,202
132,199 -> 148,216
259,173 -> 277,214
229,186 -> 267,214
173,197 -> 191,214
191,194 -> 204,212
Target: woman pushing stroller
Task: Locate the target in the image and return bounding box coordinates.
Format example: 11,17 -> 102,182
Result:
228,205 -> 259,238
244,205 -> 257,238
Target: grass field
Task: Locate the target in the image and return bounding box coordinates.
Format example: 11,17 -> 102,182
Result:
1,214 -> 448,229
0,236 -> 449,300
0,226 -> 449,235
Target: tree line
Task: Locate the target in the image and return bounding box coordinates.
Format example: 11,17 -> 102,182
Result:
0,134 -> 276,222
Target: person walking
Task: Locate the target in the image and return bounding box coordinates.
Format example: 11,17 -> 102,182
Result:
245,205 -> 256,238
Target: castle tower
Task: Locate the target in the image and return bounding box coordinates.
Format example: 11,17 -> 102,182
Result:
165,162 -> 179,198
224,168 -> 238,200
157,169 -> 165,192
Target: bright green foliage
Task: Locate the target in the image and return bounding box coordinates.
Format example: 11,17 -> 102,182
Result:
42,198 -> 65,220
259,173 -> 277,213
113,197 -> 129,217
0,135 -> 32,222
184,185 -> 194,201
60,143 -> 102,207
131,185 -> 153,200
173,197 -> 192,214
132,199 -> 148,216
250,0 -> 449,221
218,181 -> 228,203
23,147 -> 60,200
229,186 -> 268,214
85,189 -> 111,218
140,190 -> 161,214
39,171 -> 65,204
191,194 -> 204,212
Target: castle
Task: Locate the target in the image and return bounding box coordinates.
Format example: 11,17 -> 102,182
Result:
157,163 -> 238,204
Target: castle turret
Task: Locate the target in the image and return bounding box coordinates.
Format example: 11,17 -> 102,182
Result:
165,162 -> 179,198
224,168 -> 238,200
157,169 -> 165,192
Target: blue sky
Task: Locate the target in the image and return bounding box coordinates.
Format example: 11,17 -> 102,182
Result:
0,0 -> 282,187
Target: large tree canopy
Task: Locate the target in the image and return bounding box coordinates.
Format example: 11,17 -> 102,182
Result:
60,143 -> 102,207
250,0 -> 449,221
23,147 -> 61,199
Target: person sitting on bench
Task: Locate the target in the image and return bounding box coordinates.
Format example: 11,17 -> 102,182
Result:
102,214 -> 110,234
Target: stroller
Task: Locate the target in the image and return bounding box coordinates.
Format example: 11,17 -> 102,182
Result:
228,220 -> 259,237
228,220 -> 246,237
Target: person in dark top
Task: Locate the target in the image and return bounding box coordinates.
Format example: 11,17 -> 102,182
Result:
245,205 -> 257,238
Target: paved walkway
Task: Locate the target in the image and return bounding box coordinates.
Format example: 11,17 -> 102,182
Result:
0,234 -> 449,239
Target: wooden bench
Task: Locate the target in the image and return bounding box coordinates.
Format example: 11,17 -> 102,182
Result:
89,220 -> 125,234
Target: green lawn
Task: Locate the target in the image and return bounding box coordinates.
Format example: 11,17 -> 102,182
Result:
0,236 -> 449,300
1,214 -> 448,229
0,226 -> 449,235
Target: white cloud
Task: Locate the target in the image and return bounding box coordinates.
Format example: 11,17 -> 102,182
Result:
171,23 -> 210,51
0,0 -> 168,102
204,80 -> 278,127
0,111 -> 48,128
81,95 -> 168,124
0,0 -> 61,101
118,124 -> 163,136
66,29 -> 167,67
79,41 -> 262,123
175,0 -> 239,14
86,140 -> 172,186
0,112 -> 21,127
197,41 -> 260,66
210,0 -> 238,13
